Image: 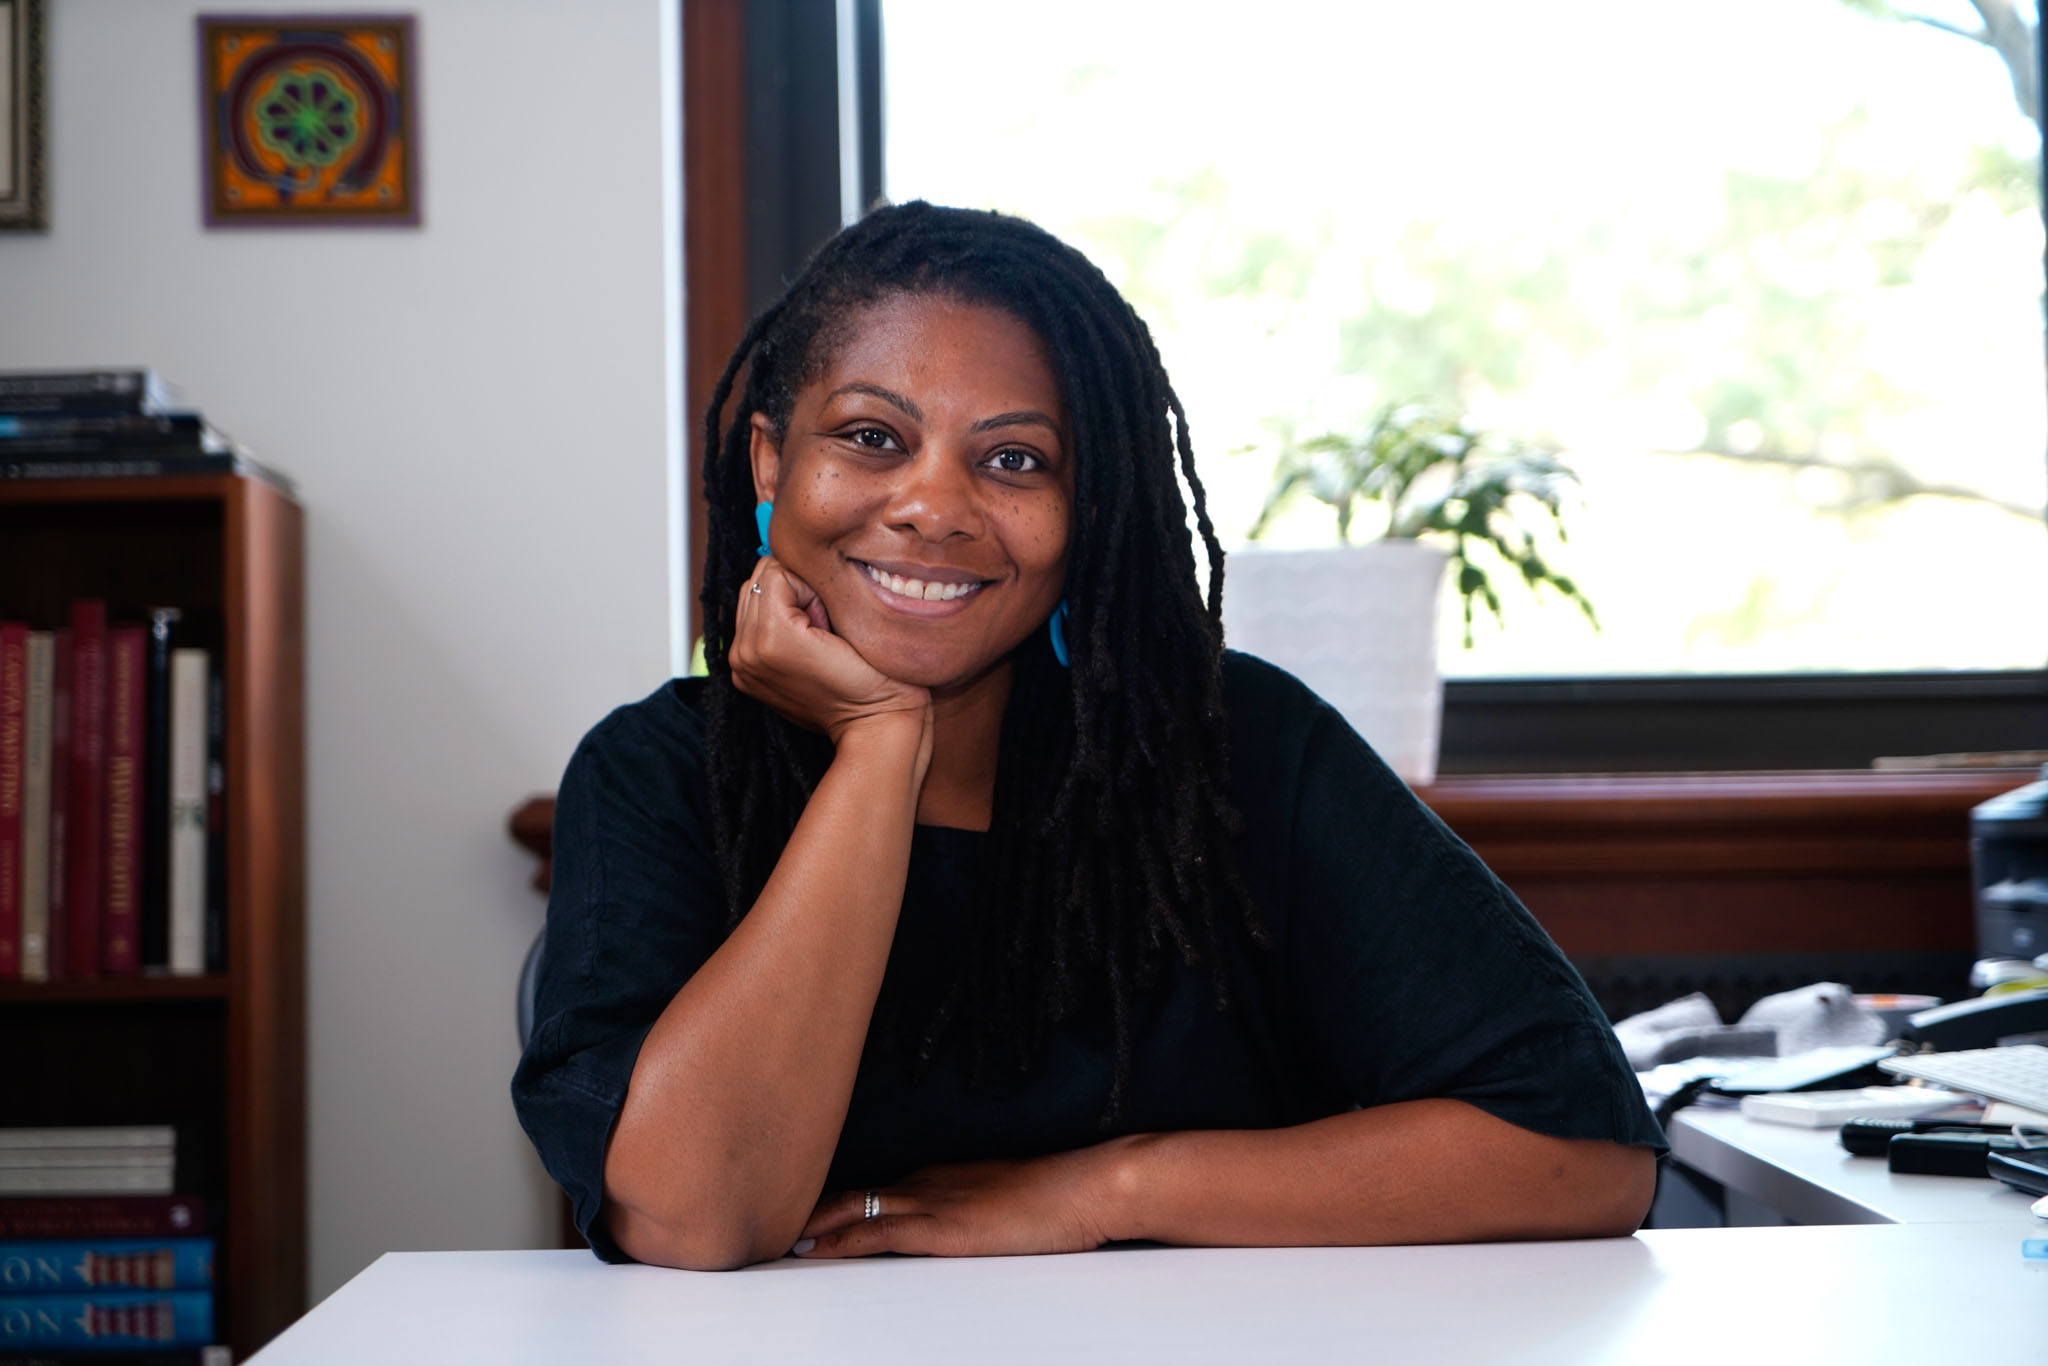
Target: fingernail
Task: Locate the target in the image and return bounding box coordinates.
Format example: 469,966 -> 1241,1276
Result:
791,1238 -> 816,1254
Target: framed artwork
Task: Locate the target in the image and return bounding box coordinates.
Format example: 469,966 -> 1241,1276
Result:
0,0 -> 46,231
198,13 -> 419,227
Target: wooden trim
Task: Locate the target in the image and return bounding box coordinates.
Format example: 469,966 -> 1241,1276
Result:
684,0 -> 749,650
509,796 -> 555,892
0,473 -> 253,504
1414,768 -> 2017,965
509,766 -> 2018,969
1415,769 -> 2021,878
224,476 -> 307,1353
0,976 -> 230,1002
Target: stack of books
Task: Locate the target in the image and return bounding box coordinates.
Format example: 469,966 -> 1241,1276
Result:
0,1173 -> 224,1363
0,1128 -> 176,1199
0,369 -> 291,492
0,606 -> 225,981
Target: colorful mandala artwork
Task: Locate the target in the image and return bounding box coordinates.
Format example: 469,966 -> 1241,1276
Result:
199,14 -> 418,226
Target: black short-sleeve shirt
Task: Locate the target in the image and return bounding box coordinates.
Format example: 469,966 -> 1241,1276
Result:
511,652 -> 1665,1262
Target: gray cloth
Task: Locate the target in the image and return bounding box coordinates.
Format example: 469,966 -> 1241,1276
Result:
1615,983 -> 1886,1069
1736,982 -> 1888,1056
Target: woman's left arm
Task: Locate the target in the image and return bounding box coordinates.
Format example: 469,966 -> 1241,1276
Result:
793,1100 -> 1655,1258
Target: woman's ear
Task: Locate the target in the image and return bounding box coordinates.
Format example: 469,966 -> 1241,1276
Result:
749,413 -> 782,505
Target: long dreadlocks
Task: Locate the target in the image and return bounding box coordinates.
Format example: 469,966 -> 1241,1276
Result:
699,201 -> 1265,1121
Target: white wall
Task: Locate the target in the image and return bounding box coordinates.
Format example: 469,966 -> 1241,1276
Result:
0,0 -> 682,1301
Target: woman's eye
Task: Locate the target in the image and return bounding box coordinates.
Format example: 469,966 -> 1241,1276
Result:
987,448 -> 1042,474
848,427 -> 896,450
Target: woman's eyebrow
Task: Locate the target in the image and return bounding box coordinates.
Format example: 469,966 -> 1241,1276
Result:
826,381 -> 923,421
970,410 -> 1061,437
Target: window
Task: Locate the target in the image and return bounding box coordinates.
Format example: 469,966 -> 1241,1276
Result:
880,0 -> 2047,682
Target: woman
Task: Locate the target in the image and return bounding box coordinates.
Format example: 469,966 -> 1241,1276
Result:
512,202 -> 1663,1272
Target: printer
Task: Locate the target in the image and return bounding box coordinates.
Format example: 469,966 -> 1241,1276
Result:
1972,764 -> 2048,963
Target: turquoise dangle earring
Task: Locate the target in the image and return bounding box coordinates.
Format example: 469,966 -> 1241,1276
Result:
755,501 -> 773,558
1048,600 -> 1071,667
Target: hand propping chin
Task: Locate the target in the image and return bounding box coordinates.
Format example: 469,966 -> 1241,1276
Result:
731,560 -> 927,739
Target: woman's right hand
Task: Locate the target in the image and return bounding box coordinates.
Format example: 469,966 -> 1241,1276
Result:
729,558 -> 932,750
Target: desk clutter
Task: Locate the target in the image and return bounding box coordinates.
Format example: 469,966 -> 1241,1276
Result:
1617,982 -> 1893,1073
0,1130 -> 225,1361
0,605 -> 226,981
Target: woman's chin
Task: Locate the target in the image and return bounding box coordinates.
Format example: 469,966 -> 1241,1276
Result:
845,629 -> 1012,695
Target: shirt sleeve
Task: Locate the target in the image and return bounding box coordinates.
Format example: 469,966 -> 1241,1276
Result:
510,688 -> 729,1262
1273,681 -> 1666,1152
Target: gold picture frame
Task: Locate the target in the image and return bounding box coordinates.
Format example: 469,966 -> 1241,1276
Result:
0,0 -> 44,230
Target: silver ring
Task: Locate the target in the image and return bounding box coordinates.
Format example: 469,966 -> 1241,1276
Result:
750,583 -> 763,595
863,1191 -> 881,1220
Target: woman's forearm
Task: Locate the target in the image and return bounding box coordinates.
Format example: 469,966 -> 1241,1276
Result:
602,713 -> 930,1270
1098,1099 -> 1655,1248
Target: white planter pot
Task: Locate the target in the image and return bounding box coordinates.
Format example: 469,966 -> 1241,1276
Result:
1221,542 -> 1448,785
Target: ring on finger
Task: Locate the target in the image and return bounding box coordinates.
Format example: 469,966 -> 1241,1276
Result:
863,1191 -> 881,1220
750,583 -> 763,595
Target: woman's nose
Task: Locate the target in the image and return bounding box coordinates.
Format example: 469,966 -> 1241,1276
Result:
885,449 -> 981,542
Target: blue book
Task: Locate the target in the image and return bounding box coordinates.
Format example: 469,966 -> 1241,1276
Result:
0,1291 -> 212,1350
0,1240 -> 213,1293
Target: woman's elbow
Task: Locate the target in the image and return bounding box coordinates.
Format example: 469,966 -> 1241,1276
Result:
606,1198 -> 785,1271
1569,1144 -> 1657,1238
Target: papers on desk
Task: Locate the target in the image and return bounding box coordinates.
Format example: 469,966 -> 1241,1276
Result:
1636,1045 -> 1952,1121
1637,1046 -> 1885,1111
1637,1057 -> 1747,1112
1738,1086 -> 1968,1127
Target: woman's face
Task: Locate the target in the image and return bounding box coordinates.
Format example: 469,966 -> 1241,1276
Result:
750,292 -> 1074,692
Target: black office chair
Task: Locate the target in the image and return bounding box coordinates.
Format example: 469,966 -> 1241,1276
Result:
516,928 -> 546,1050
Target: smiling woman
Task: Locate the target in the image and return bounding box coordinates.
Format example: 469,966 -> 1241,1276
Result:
510,202 -> 1664,1272
746,294 -> 1073,697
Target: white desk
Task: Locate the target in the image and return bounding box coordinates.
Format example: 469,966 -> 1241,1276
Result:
249,1226 -> 2045,1365
1669,1104 -> 2043,1225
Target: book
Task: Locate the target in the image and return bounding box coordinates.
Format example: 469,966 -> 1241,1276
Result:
0,1198 -> 206,1241
44,634 -> 69,981
19,634 -> 52,982
101,627 -> 144,977
0,1170 -> 175,1198
0,415 -> 206,444
0,1347 -> 229,1366
201,674 -> 224,978
0,372 -> 185,416
165,653 -> 207,979
138,612 -> 179,973
0,1240 -> 212,1292
0,1154 -> 174,1171
0,432 -> 234,461
0,1129 -> 175,1151
0,453 -> 294,496
63,604 -> 106,980
0,1290 -> 211,1350
0,624 -> 23,980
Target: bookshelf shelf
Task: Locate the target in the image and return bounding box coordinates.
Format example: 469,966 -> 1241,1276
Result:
0,471 -> 305,1360
0,974 -> 232,1003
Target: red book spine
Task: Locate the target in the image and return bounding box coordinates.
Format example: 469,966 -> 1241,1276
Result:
102,625 -> 145,976
47,628 -> 72,979
66,601 -> 108,978
0,1194 -> 208,1240
0,622 -> 24,980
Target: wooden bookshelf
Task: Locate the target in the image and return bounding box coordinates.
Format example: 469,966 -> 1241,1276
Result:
0,473 -> 306,1359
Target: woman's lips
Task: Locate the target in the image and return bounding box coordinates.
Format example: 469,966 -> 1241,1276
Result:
853,559 -> 990,615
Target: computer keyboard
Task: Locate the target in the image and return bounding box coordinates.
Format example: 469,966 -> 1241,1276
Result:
1879,1045 -> 2048,1115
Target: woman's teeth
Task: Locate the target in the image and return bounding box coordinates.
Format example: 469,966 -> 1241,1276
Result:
862,563 -> 982,602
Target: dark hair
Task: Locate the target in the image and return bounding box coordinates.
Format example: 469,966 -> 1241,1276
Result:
698,201 -> 1264,1120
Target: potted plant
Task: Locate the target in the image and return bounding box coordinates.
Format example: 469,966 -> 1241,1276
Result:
1223,403 -> 1595,784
